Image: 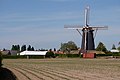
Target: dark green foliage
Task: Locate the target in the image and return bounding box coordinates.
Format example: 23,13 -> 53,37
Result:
2,55 -> 24,59
96,53 -> 112,57
96,52 -> 120,58
11,45 -> 20,51
55,54 -> 80,58
112,52 -> 120,56
55,54 -> 67,58
31,47 -> 34,51
27,45 -> 34,51
112,44 -> 116,49
3,48 -> 6,51
117,46 -> 120,51
66,54 -> 79,58
21,45 -> 26,52
27,45 -> 32,51
45,52 -> 55,58
49,49 -> 52,52
60,41 -> 78,51
0,52 -> 3,67
96,42 -> 107,52
39,48 -> 48,51
54,48 -> 56,51
2,55 -> 45,59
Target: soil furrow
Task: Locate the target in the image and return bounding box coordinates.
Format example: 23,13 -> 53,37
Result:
5,65 -> 45,80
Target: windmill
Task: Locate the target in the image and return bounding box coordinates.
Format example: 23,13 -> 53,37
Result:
64,6 -> 108,53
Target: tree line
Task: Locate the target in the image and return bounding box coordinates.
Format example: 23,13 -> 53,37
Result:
11,45 -> 35,51
60,41 -> 120,52
2,41 -> 120,53
3,45 -> 48,52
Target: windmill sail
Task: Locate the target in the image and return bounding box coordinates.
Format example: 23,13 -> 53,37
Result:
64,6 -> 108,53
85,6 -> 90,27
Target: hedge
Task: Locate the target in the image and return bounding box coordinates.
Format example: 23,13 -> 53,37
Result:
96,53 -> 120,57
45,52 -> 55,58
2,55 -> 45,59
55,54 -> 81,58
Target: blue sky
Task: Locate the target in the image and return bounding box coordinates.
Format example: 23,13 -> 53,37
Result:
0,0 -> 120,50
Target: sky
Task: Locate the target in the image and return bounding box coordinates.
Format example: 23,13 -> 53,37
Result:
0,0 -> 120,50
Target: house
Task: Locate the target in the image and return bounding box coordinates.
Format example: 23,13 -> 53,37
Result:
1,50 -> 10,55
1,50 -> 18,55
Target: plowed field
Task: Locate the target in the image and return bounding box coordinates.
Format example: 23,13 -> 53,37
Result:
3,58 -> 120,80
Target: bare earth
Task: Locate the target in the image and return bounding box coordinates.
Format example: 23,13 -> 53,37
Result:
2,58 -> 120,80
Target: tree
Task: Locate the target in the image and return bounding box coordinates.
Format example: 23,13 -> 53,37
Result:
54,48 -> 56,51
27,45 -> 35,51
11,45 -> 20,51
49,49 -> 52,52
3,48 -> 6,51
112,44 -> 116,49
11,45 -> 15,50
117,42 -> 120,51
27,45 -> 32,51
17,45 -> 20,51
117,46 -> 120,51
31,47 -> 34,51
60,41 -> 78,51
21,45 -> 26,52
96,42 -> 107,52
45,52 -> 55,58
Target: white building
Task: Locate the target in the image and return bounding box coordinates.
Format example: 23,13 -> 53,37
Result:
110,49 -> 119,53
20,51 -> 47,56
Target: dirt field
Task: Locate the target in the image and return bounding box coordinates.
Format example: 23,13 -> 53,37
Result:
2,58 -> 120,80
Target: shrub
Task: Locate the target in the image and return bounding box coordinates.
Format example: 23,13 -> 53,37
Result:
0,52 -> 3,67
66,54 -> 79,58
45,52 -> 55,58
55,54 -> 80,58
96,53 -> 113,57
112,52 -> 120,56
55,54 -> 67,58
